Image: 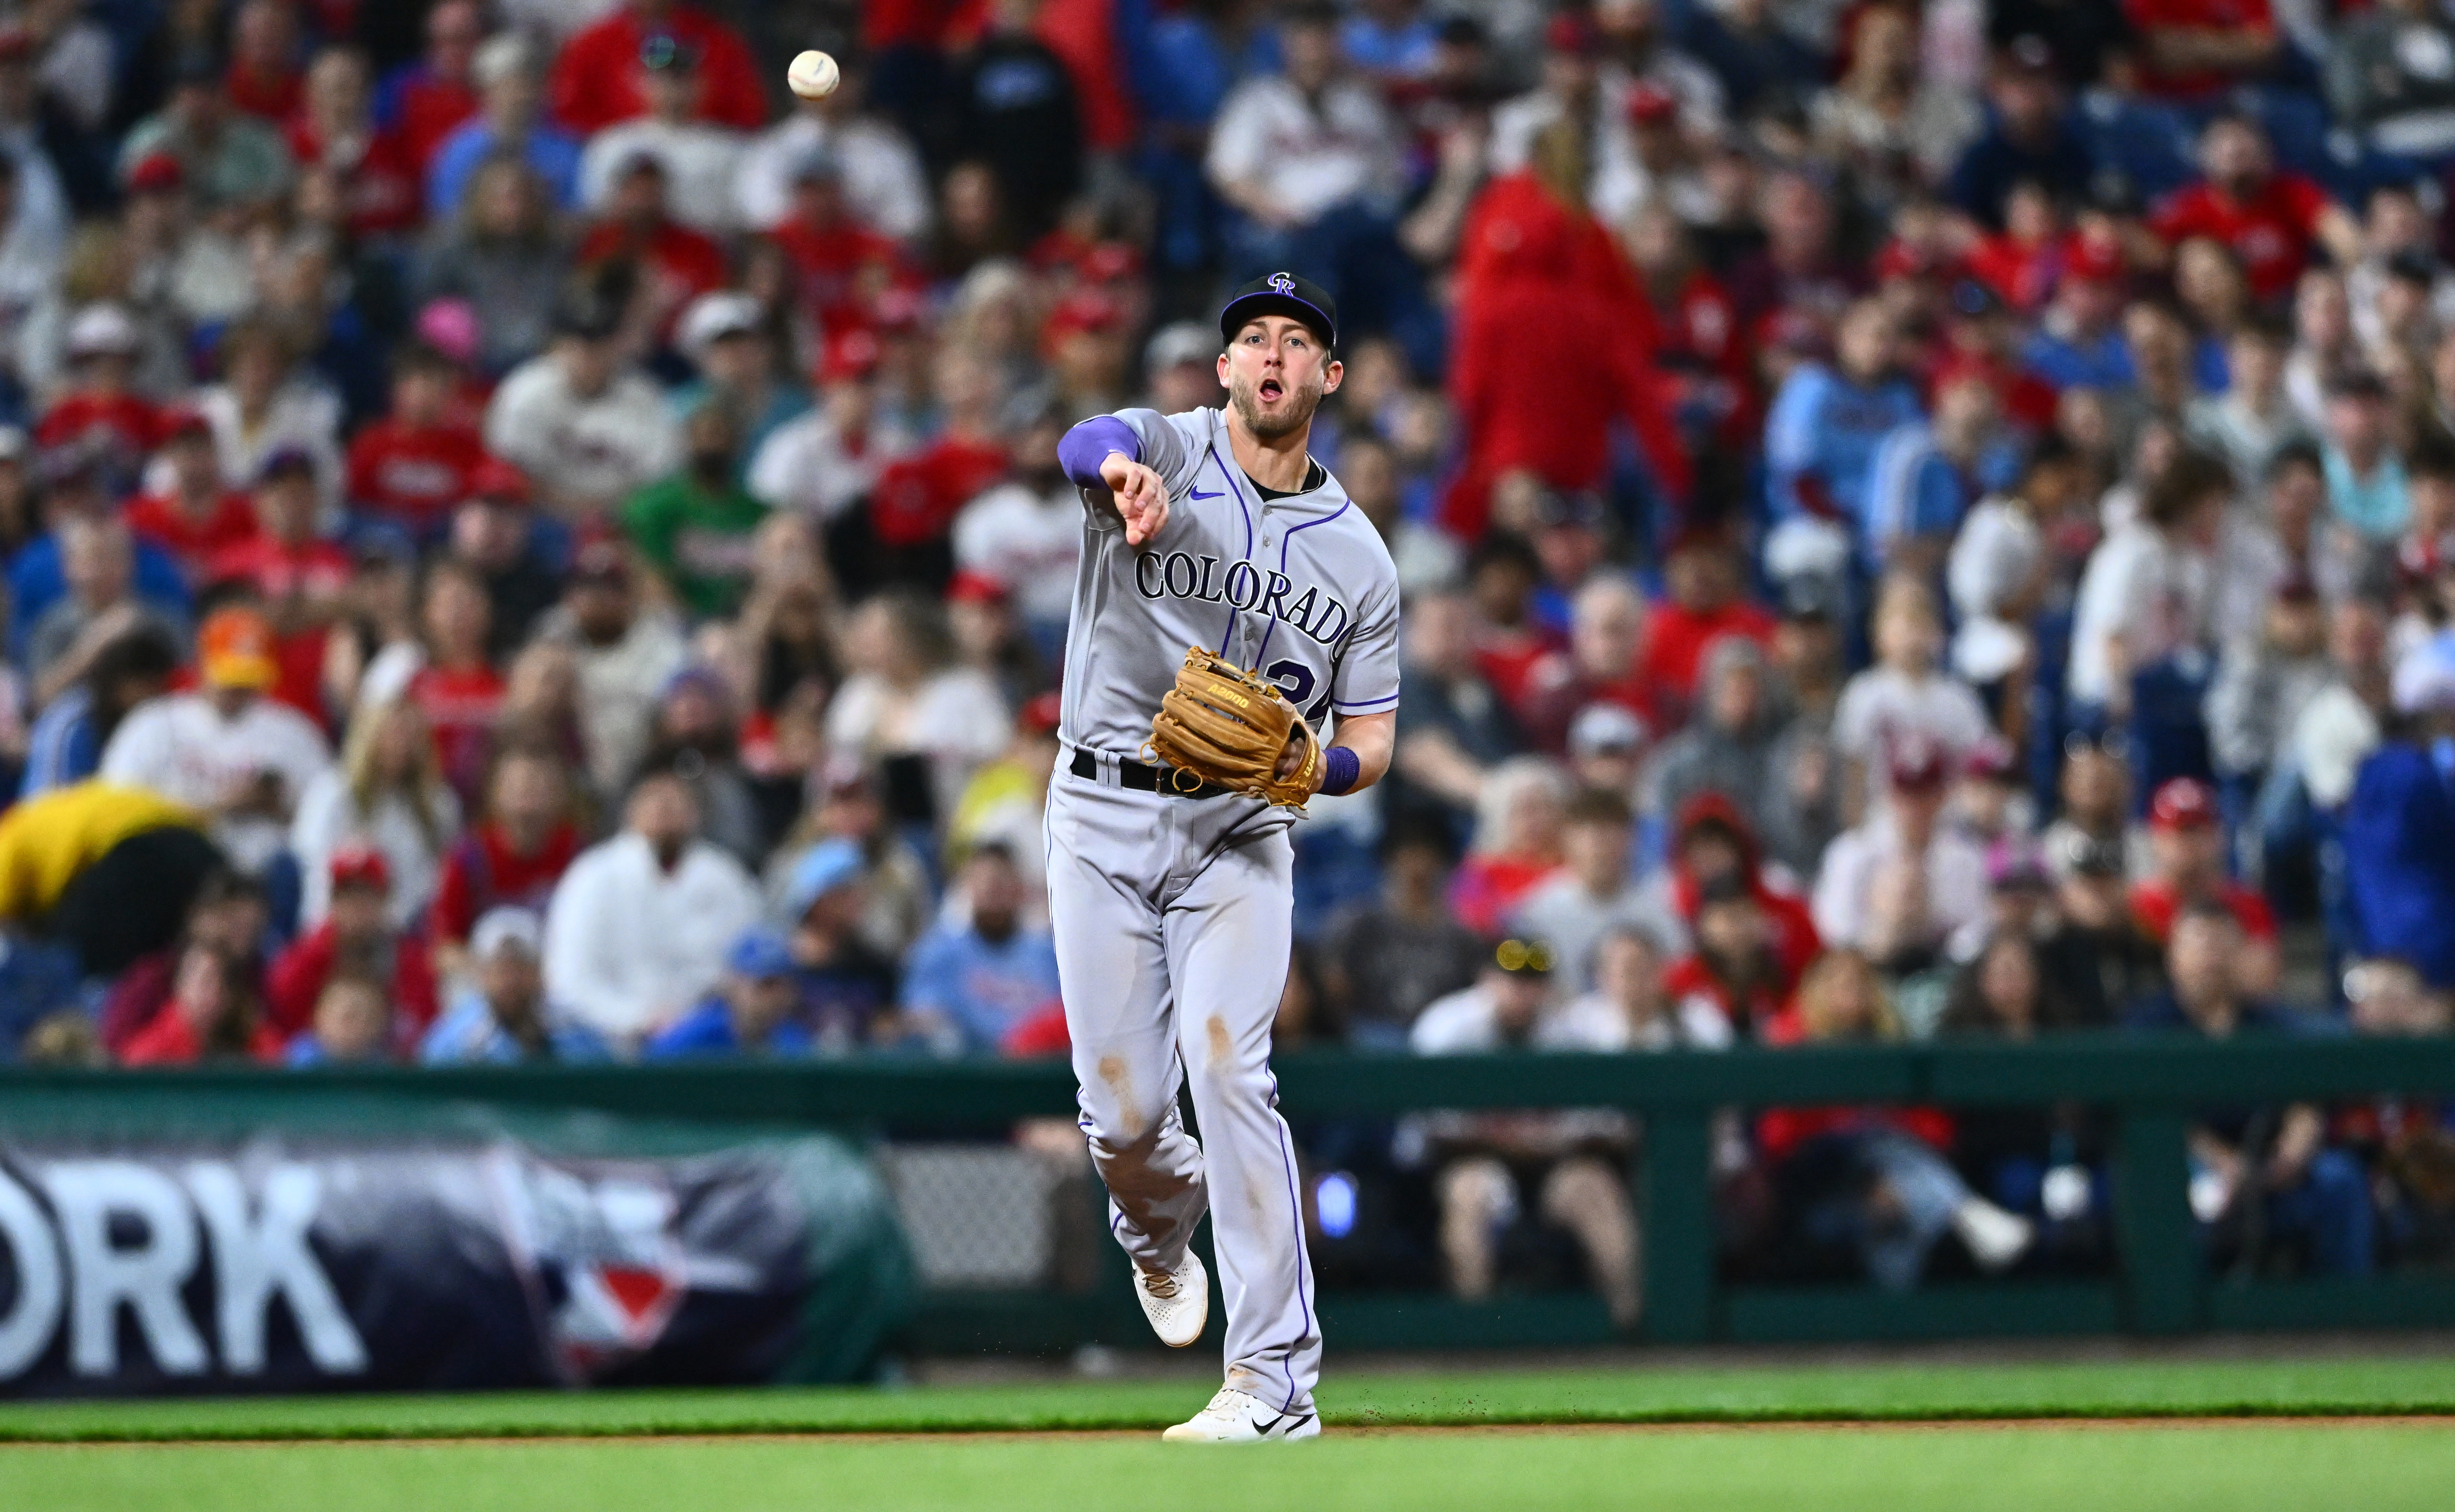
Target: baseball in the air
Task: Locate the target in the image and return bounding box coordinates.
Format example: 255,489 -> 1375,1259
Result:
787,49 -> 840,100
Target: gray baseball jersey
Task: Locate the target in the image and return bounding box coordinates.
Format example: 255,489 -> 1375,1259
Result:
1044,404 -> 1398,1418
1057,405 -> 1402,769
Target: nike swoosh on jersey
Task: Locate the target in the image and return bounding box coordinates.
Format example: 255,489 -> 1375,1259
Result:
1188,487 -> 1223,500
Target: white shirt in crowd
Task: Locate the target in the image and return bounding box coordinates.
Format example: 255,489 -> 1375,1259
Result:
1206,74 -> 1404,225
543,830 -> 763,1044
189,377 -> 347,510
1810,814 -> 1991,957
825,666 -> 1013,818
1412,980 -> 1733,1054
953,480 -> 1083,630
535,604 -> 691,798
580,119 -> 749,235
100,692 -> 333,874
1831,664 -> 1992,798
484,355 -> 681,512
748,407 -> 914,524
288,770 -> 462,931
2067,521 -> 2216,707
1490,64 -> 1725,226
1945,495 -> 2042,685
732,110 -> 932,241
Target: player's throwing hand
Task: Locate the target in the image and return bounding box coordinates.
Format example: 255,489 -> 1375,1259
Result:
1099,452 -> 1170,546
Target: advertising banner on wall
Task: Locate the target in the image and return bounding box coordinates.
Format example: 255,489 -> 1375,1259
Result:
0,1133 -> 912,1398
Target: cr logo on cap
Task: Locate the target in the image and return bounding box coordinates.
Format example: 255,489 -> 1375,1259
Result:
1268,272 -> 1294,294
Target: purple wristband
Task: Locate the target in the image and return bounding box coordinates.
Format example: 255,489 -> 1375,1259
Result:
1057,416 -> 1141,488
1321,745 -> 1361,796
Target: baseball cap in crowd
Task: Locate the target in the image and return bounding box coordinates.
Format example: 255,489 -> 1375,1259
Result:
472,906 -> 543,961
725,927 -> 795,981
1626,83 -> 1679,128
416,297 -> 481,365
2063,239 -> 2127,286
2148,777 -> 2219,831
198,606 -> 279,691
946,569 -> 1008,606
469,456 -> 532,505
818,327 -> 881,384
1568,701 -> 1646,758
1019,689 -> 1063,736
1986,837 -> 2051,892
1779,573 -> 1842,622
676,291 -> 762,366
65,302 -> 138,359
1218,272 -> 1337,350
783,836 -> 865,915
1492,937 -> 1555,977
1963,734 -> 2019,784
2392,636 -> 2455,715
570,538 -> 629,587
124,152 -> 182,196
1545,10 -> 1600,54
329,843 -> 392,894
1045,289 -> 1122,348
256,444 -> 317,484
1885,737 -> 1951,793
473,33 -> 533,88
1145,321 -> 1216,373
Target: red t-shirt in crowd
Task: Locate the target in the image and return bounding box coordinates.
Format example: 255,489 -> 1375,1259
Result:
1664,952 -> 1789,1040
37,391 -> 162,457
862,0 -> 987,49
2123,0 -> 2276,99
123,489 -> 264,579
285,118 -> 423,237
576,218 -> 730,334
548,4 -> 768,134
2150,172 -> 2331,302
768,221 -> 910,334
428,820 -> 584,947
265,921 -> 441,1039
869,437 -> 1010,547
226,61 -> 303,121
1035,0 -> 1136,152
2129,877 -> 2280,943
388,69 -> 481,176
1637,602 -> 1780,708
409,663 -> 507,806
119,1004 -> 286,1066
346,417 -> 487,533
1446,855 -> 1562,937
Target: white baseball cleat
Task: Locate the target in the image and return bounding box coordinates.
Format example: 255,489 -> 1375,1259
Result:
1162,1387 -> 1321,1443
1134,1250 -> 1209,1348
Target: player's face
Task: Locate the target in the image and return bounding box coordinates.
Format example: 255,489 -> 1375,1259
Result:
1220,316 -> 1341,441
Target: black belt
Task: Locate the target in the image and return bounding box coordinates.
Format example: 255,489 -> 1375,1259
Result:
1070,747 -> 1230,799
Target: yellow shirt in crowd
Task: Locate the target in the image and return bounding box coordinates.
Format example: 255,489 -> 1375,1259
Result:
0,782 -> 202,923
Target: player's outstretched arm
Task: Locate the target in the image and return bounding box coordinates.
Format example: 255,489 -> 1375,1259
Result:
1058,415 -> 1171,546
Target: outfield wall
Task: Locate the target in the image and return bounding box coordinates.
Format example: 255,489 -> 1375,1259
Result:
3,1032 -> 2453,1391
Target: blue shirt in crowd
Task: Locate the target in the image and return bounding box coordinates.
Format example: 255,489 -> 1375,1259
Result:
19,686 -> 100,799
419,992 -> 614,1065
901,920 -> 1063,1055
426,121 -> 584,218
1763,363 -> 1926,534
642,996 -> 816,1060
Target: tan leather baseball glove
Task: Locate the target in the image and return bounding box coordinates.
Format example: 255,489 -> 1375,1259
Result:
1148,646 -> 1321,809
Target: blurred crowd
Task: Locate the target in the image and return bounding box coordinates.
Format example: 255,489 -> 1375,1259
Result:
0,0 -> 2451,1299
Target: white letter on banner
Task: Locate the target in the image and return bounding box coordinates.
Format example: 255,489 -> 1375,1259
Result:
0,1168 -> 63,1377
43,1160 -> 208,1376
184,1163 -> 367,1375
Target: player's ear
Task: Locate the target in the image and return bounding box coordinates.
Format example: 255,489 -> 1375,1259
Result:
1216,350 -> 1232,386
1321,358 -> 1344,395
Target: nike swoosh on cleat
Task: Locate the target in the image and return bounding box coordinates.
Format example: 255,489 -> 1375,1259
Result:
1253,1413 -> 1311,1437
1189,487 -> 1223,500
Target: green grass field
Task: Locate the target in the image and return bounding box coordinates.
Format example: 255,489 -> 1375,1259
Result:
4,1356 -> 2452,1511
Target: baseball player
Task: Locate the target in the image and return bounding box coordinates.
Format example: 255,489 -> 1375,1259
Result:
1049,274 -> 1400,1442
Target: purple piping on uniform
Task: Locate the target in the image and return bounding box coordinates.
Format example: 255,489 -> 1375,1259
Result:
1251,499 -> 1351,667
1332,691 -> 1400,712
1207,442 -> 1256,651
1263,1067 -> 1315,1415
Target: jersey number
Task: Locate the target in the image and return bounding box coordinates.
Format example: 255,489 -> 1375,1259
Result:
1264,660 -> 1317,709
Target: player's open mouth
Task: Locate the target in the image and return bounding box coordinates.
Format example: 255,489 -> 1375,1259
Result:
1259,379 -> 1284,402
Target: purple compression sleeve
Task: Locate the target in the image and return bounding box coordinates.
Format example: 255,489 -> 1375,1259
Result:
1320,745 -> 1361,796
1058,417 -> 1141,488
